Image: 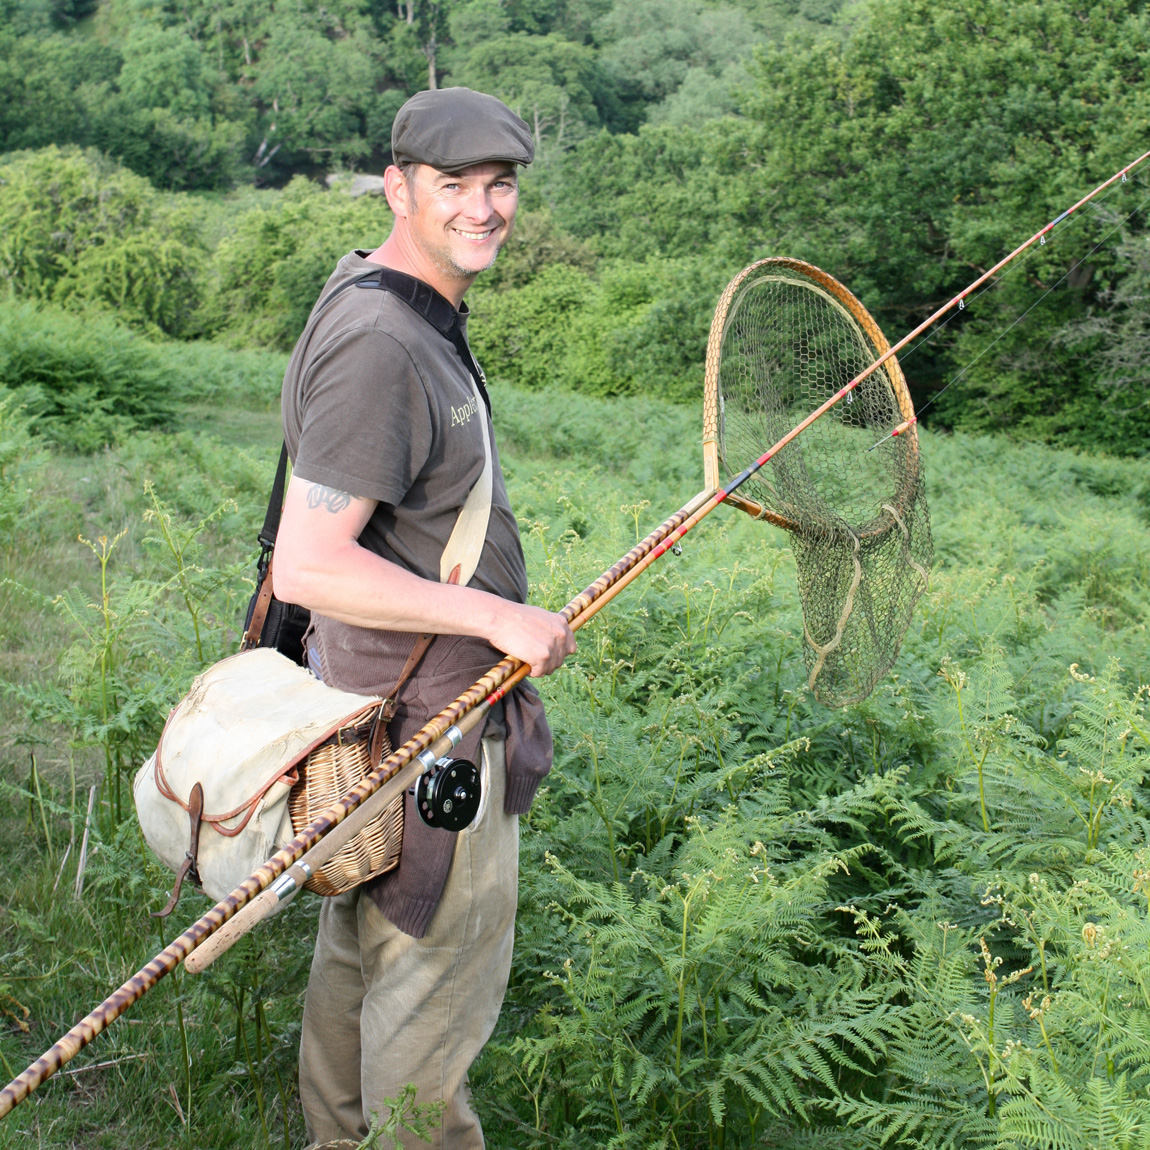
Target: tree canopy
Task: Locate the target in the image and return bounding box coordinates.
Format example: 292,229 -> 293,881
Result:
1,0 -> 1148,452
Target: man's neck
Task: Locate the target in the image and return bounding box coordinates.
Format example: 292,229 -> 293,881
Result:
364,231 -> 474,310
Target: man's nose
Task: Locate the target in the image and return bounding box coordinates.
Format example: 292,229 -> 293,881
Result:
460,187 -> 496,220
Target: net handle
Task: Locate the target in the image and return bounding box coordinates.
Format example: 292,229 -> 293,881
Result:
701,257 -> 919,531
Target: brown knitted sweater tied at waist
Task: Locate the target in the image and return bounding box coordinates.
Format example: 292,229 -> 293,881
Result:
312,616 -> 553,937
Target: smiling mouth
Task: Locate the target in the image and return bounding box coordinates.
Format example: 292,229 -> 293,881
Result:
453,227 -> 496,241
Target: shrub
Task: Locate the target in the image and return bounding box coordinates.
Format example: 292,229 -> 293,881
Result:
0,145 -> 205,336
0,302 -> 175,450
0,301 -> 289,451
206,176 -> 391,350
470,255 -> 725,400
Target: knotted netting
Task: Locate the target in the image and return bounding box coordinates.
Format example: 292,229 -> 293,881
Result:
703,259 -> 932,706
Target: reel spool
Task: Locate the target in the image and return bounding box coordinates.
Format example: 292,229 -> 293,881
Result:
415,757 -> 482,831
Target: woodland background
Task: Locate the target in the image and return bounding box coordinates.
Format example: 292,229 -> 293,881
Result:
1,0 -> 1150,1147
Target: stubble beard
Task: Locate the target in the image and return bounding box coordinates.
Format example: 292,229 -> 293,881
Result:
430,229 -> 506,281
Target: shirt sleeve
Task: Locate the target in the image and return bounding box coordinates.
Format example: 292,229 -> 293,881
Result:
292,326 -> 433,506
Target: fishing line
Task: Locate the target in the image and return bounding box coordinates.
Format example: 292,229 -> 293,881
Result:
893,172 -> 1150,375
888,185 -> 1150,432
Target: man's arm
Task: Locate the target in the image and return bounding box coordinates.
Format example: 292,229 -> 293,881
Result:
272,474 -> 575,677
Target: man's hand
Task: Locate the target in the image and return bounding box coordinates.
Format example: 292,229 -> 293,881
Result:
487,601 -> 576,677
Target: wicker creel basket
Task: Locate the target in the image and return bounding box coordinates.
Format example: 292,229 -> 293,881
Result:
288,719 -> 404,897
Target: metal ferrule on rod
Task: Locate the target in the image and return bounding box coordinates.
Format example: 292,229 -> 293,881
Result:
269,861 -> 312,903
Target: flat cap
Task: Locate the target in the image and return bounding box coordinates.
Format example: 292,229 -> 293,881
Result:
391,87 -> 535,171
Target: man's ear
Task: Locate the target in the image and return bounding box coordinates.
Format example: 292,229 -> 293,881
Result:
384,164 -> 411,217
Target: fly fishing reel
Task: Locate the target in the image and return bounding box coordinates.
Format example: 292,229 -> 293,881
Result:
415,757 -> 481,831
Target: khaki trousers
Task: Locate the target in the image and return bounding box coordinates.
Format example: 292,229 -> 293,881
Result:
299,736 -> 518,1149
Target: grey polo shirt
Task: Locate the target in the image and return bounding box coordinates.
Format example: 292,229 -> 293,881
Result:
282,251 -> 529,604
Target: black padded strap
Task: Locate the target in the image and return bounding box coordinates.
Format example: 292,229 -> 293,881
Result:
355,266 -> 491,415
258,442 -> 290,551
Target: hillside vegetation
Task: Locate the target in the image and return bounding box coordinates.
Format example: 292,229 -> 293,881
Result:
0,0 -> 1148,449
0,0 -> 1149,1146
0,377 -> 1148,1146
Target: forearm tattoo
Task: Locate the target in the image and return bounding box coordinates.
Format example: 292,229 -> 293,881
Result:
306,483 -> 352,514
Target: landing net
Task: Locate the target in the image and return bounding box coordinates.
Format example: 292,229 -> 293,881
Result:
704,259 -> 932,706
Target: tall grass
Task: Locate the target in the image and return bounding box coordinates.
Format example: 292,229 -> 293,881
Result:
0,388 -> 1148,1147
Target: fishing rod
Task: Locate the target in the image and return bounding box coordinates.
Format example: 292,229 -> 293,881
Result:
3,148 -> 1148,1119
869,148 -> 1150,446
0,486 -> 715,1119
894,168 -> 1149,376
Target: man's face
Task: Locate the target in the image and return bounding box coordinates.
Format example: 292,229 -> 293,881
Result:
400,161 -> 519,282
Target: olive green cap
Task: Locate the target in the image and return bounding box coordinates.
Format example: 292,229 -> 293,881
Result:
391,87 -> 535,171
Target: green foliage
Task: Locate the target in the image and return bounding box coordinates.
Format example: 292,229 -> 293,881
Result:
741,0 -> 1150,441
0,0 -> 1143,450
0,30 -> 116,152
357,1084 -> 445,1147
544,115 -> 772,290
451,32 -> 606,152
0,146 -> 205,336
480,206 -> 598,291
471,256 -> 727,399
206,177 -> 391,350
0,303 -> 176,450
594,0 -> 754,129
0,394 -> 43,549
0,300 -> 285,451
9,489 -> 248,828
2,394 -> 1150,1145
244,12 -> 384,170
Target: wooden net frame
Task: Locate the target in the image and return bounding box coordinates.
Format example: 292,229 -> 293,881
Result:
701,258 -> 931,705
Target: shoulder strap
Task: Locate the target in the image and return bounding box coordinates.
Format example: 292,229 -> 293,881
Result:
439,370 -> 492,587
355,265 -> 492,414
259,442 -> 290,551
242,445 -> 289,649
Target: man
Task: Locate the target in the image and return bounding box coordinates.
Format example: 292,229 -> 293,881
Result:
272,88 -> 576,1149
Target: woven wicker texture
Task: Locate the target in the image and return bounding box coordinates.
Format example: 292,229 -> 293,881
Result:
711,259 -> 932,706
289,726 -> 403,896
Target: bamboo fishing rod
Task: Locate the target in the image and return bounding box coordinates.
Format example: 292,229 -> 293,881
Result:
3,148 -> 1148,1120
872,148 -> 1150,443
0,486 -> 717,1119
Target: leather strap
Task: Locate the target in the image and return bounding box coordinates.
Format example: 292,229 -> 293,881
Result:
378,565 -> 463,729
439,366 -> 493,587
152,782 -> 204,918
242,549 -> 277,651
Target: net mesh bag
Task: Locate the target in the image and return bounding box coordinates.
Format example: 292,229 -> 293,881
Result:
704,259 -> 932,706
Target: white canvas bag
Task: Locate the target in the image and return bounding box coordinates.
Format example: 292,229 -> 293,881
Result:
133,648 -> 384,903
